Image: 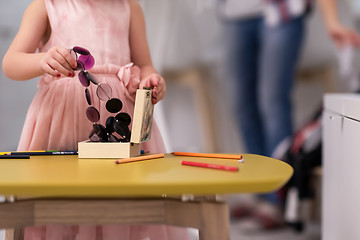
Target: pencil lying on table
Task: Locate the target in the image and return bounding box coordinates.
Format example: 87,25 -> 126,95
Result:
11,151 -> 78,156
0,155 -> 30,159
181,160 -> 239,172
173,152 -> 243,160
114,153 -> 165,164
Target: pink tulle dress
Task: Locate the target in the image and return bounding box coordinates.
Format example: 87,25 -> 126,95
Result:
20,0 -> 189,239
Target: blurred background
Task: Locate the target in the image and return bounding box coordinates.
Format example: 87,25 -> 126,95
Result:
0,0 -> 346,153
0,0 -> 356,239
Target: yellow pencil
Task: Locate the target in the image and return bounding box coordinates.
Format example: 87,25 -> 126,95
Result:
114,153 -> 165,164
173,152 -> 243,160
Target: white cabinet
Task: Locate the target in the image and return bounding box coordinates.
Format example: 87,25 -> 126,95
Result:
323,94 -> 360,240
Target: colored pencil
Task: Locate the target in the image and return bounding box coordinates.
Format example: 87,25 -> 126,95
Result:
0,155 -> 30,159
173,152 -> 243,160
114,153 -> 165,164
0,150 -> 52,155
11,151 -> 78,156
181,160 -> 238,172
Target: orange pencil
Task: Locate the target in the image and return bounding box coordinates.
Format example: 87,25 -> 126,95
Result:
114,153 -> 165,164
173,152 -> 243,160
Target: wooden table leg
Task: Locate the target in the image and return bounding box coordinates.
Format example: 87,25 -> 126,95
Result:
4,229 -> 13,240
4,228 -> 24,240
198,202 -> 230,240
164,199 -> 230,240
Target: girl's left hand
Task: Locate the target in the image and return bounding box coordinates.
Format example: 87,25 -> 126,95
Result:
139,73 -> 166,104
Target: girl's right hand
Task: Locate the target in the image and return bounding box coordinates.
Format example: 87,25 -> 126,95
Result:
39,46 -> 77,78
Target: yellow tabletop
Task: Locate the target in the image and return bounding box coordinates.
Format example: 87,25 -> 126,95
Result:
0,154 -> 292,197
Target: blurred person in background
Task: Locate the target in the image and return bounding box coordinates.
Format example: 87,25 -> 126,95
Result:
217,0 -> 313,231
318,0 -> 360,48
318,0 -> 360,92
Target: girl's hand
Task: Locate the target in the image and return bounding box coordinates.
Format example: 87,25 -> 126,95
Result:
139,73 -> 166,104
39,46 -> 77,78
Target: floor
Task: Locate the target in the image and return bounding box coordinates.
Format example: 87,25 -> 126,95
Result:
186,218 -> 321,240
225,193 -> 321,240
230,221 -> 321,240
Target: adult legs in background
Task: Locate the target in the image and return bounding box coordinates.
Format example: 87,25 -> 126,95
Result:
224,17 -> 265,156
223,15 -> 306,230
224,16 -> 305,158
259,16 -> 305,158
257,16 -> 305,206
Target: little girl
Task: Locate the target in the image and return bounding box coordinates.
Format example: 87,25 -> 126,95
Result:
2,0 -> 189,239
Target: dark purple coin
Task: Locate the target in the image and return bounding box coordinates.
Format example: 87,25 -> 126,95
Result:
119,134 -> 131,143
79,54 -> 95,70
89,131 -> 101,142
78,71 -> 90,87
108,133 -> 119,142
93,124 -> 108,142
93,124 -> 103,134
105,116 -> 116,133
73,46 -> 90,55
114,121 -> 131,139
86,106 -> 100,122
85,71 -> 99,85
106,98 -> 123,113
74,60 -> 84,70
85,88 -> 92,105
115,112 -> 131,126
88,127 -> 95,139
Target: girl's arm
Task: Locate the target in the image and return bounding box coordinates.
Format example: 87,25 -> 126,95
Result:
317,0 -> 360,48
129,0 -> 166,104
2,0 -> 76,81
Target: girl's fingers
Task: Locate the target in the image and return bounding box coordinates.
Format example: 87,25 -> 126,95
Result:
47,58 -> 73,77
150,77 -> 159,87
42,64 -> 60,78
152,98 -> 158,104
139,74 -> 166,104
156,90 -> 165,102
152,86 -> 166,104
57,47 -> 77,71
139,80 -> 151,89
52,51 -> 74,76
151,76 -> 166,103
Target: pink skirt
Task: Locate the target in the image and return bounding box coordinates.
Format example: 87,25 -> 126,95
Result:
24,225 -> 190,240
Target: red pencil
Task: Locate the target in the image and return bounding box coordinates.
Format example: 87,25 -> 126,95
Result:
181,161 -> 239,172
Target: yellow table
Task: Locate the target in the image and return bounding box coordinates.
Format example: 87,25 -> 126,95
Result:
0,153 -> 293,240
